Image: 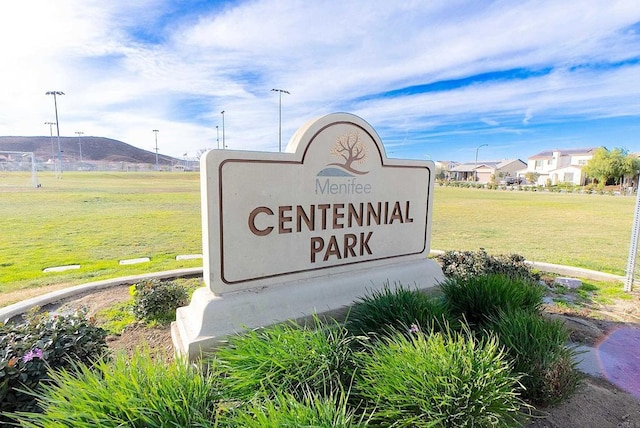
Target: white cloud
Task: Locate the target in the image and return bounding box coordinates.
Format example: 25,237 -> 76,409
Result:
1,0 -> 640,160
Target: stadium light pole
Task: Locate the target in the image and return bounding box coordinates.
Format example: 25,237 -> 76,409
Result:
75,131 -> 84,163
271,88 -> 290,152
153,129 -> 159,170
216,125 -> 220,149
475,144 -> 488,182
44,122 -> 56,172
45,91 -> 64,175
220,111 -> 226,148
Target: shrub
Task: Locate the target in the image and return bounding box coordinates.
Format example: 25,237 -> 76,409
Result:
221,391 -> 369,427
7,350 -> 220,427
488,309 -> 581,405
440,274 -> 545,328
354,328 -> 528,427
436,249 -> 539,282
346,283 -> 457,340
131,278 -> 189,322
214,318 -> 355,402
0,309 -> 107,419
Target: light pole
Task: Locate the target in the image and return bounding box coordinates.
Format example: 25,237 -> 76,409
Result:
220,111 -> 226,148
216,125 -> 219,149
45,91 -> 64,175
152,129 -> 159,170
75,131 -> 84,163
475,144 -> 488,182
44,121 -> 56,172
271,88 -> 290,152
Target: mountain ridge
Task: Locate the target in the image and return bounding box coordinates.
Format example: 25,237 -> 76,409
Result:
0,136 -> 178,165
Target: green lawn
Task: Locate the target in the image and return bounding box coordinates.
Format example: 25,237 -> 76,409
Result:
0,172 -> 202,296
0,172 -> 635,303
431,186 -> 634,275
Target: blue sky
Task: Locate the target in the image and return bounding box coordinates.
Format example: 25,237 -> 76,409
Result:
1,0 -> 640,163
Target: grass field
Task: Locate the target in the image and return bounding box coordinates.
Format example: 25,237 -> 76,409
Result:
431,185 -> 634,275
0,171 -> 635,305
0,172 -> 202,298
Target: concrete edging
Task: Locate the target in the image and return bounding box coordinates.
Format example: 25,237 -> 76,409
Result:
0,267 -> 203,324
525,261 -> 624,282
1,253 -> 626,324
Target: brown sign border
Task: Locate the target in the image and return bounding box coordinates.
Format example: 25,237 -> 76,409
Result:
217,121 -> 432,285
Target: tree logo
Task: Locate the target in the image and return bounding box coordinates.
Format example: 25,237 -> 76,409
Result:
317,131 -> 369,177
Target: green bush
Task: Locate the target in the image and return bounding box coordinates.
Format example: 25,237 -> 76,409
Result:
0,309 -> 107,419
131,278 -> 189,322
7,350 -> 219,427
354,328 -> 528,427
214,318 -> 355,402
221,391 -> 369,427
436,249 -> 539,282
489,309 -> 580,405
440,274 -> 544,327
346,283 -> 457,339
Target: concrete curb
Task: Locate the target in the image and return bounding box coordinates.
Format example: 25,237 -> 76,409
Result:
0,253 -> 626,324
525,261 -> 624,282
0,267 -> 203,324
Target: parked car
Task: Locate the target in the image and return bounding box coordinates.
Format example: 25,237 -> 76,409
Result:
499,177 -> 526,185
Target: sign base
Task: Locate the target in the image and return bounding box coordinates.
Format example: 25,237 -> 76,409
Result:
171,258 -> 445,359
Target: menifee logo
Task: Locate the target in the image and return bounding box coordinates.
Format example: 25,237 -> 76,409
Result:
201,113 -> 434,294
321,131 -> 370,176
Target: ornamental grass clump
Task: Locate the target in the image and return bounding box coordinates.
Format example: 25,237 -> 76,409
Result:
488,309 -> 581,405
214,318 -> 356,402
220,390 -> 369,427
346,283 -> 458,340
7,350 -> 220,427
354,327 -> 528,427
440,274 -> 545,328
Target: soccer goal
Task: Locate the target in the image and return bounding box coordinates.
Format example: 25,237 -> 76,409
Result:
0,151 -> 40,188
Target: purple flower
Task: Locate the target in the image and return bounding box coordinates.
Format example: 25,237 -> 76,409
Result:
22,348 -> 44,363
409,324 -> 419,334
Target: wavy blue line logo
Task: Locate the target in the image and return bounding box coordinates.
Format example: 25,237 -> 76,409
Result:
317,131 -> 369,177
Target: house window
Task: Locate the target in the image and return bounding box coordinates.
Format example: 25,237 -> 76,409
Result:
578,159 -> 587,165
547,159 -> 552,165
535,160 -> 543,169
563,172 -> 574,182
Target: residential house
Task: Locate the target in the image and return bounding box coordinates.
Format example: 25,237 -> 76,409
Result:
526,148 -> 597,186
433,160 -> 459,180
449,159 -> 526,183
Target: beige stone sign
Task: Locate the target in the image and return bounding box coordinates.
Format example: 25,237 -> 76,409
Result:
172,113 -> 444,358
201,112 -> 433,292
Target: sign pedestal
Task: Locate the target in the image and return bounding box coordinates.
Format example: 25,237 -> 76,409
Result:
172,257 -> 444,358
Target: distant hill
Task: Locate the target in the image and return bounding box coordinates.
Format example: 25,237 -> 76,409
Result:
0,136 -> 177,165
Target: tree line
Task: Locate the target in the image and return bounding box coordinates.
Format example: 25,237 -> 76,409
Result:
583,147 -> 640,189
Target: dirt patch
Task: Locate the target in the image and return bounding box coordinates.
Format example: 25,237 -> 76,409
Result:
49,285 -> 175,362
527,376 -> 640,428
27,283 -> 640,427
49,285 -> 132,318
106,323 -> 174,364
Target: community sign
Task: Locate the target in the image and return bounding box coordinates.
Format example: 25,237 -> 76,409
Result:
200,112 -> 435,294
